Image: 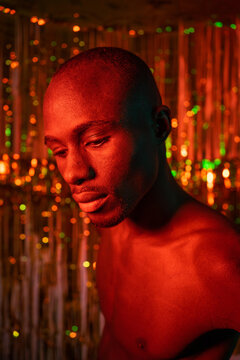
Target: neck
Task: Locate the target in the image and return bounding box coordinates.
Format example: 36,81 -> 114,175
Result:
99,161 -> 191,243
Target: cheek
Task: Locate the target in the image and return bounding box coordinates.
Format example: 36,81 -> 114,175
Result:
101,134 -> 158,198
97,149 -> 134,187
89,133 -> 135,183
127,144 -> 158,193
55,160 -> 65,178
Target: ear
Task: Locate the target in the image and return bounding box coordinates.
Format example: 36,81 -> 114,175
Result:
153,105 -> 172,142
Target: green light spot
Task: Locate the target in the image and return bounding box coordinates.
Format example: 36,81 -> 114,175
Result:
184,29 -> 190,35
59,232 -> 65,239
203,122 -> 209,130
150,68 -> 154,73
189,27 -> 195,33
202,159 -> 215,170
214,22 -> 223,27
171,170 -> 177,177
186,159 -> 192,165
20,204 -> 26,211
65,330 -> 70,336
48,148 -> 53,156
166,138 -> 171,149
192,105 -> 200,114
13,330 -> 19,338
220,148 -> 226,156
214,158 -> 221,165
220,104 -> 225,111
21,134 -> 27,140
72,325 -> 78,332
5,59 -> 11,66
230,24 -> 237,29
5,128 -> 11,136
165,26 -> 172,32
166,150 -> 172,158
156,27 -> 163,33
5,141 -> 11,147
50,56 -> 56,62
51,41 -> 57,47
21,146 -> 26,153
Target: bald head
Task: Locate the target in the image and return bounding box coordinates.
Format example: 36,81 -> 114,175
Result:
54,47 -> 160,98
44,47 -> 162,124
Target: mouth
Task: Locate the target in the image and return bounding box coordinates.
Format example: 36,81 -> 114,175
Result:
72,192 -> 109,213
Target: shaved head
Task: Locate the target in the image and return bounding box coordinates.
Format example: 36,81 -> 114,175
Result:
44,47 -> 162,127
52,47 -> 160,100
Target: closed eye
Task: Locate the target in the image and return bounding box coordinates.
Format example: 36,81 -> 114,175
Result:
85,137 -> 110,148
52,136 -> 110,157
53,149 -> 67,157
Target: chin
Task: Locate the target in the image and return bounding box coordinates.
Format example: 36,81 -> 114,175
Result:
85,201 -> 130,228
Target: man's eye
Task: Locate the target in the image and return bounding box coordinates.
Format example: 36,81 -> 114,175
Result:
85,137 -> 110,147
53,150 -> 67,157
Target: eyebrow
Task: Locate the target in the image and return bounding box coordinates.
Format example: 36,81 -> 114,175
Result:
44,120 -> 114,146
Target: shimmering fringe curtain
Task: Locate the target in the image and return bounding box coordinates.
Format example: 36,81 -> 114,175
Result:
0,13 -> 240,359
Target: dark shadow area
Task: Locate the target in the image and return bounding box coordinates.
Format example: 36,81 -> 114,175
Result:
177,329 -> 239,359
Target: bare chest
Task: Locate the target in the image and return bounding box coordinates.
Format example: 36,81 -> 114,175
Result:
96,239 -> 212,359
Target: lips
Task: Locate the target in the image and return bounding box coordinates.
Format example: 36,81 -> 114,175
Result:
72,191 -> 109,213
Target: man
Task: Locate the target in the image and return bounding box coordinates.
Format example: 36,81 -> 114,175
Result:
43,47 -> 240,359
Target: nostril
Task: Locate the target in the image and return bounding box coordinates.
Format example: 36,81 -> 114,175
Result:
89,167 -> 95,179
75,178 -> 84,185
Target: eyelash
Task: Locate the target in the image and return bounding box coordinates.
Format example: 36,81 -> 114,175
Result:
85,137 -> 110,147
53,137 -> 110,157
53,150 -> 67,157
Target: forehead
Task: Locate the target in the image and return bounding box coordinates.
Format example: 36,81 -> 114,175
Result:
43,75 -> 146,139
44,68 -> 129,128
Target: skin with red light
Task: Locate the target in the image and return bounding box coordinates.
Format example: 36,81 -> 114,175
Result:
43,48 -> 240,359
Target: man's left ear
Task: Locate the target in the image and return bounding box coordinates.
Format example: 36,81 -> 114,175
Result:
154,105 -> 172,142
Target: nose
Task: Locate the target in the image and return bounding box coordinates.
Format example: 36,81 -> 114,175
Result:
61,150 -> 95,185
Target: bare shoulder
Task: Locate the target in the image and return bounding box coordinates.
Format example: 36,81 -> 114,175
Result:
173,198 -> 240,247
176,199 -> 240,275
174,199 -> 240,331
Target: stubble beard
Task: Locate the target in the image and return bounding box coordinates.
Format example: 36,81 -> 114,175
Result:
86,198 -> 131,228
